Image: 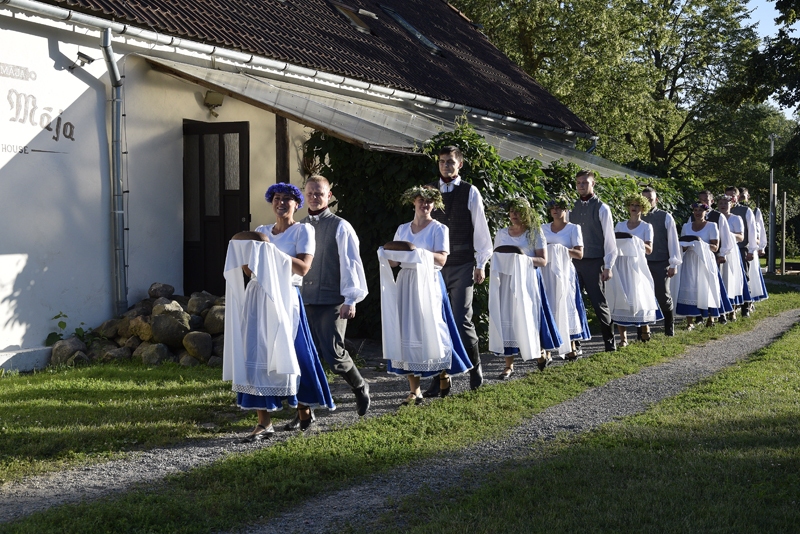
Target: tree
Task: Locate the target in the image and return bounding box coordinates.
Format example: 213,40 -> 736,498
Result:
730,0 -> 800,187
450,0 -> 761,176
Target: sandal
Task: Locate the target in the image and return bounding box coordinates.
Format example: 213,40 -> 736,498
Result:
565,351 -> 578,361
498,367 -> 514,380
641,327 -> 651,342
401,393 -> 423,406
241,423 -> 274,443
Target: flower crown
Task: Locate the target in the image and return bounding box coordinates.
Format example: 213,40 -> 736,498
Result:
400,186 -> 445,210
265,182 -> 304,209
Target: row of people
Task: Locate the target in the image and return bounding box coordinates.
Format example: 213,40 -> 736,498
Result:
222,145 -> 769,437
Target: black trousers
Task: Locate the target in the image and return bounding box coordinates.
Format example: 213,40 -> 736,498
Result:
647,259 -> 675,333
304,303 -> 364,390
573,257 -> 614,343
440,261 -> 479,351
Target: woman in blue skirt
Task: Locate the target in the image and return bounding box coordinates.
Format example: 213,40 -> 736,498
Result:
227,183 -> 334,440
377,186 -> 472,406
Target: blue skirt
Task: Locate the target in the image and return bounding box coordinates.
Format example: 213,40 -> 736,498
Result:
537,269 -> 562,350
571,272 -> 592,340
676,271 -> 730,318
387,272 -> 473,377
753,266 -> 769,301
614,306 -> 664,327
237,288 -> 336,411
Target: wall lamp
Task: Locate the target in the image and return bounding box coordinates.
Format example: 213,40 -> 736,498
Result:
204,91 -> 224,118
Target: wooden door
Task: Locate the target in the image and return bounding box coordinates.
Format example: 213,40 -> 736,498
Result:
183,120 -> 250,297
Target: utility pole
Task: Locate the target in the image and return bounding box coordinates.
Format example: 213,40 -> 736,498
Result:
768,133 -> 778,275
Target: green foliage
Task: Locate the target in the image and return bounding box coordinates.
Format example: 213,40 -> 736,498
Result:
44,312 -> 101,347
451,0 -> 763,178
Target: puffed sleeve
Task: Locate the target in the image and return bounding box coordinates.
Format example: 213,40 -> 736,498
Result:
296,224 -> 315,256
572,224 -> 584,248
435,223 -> 450,254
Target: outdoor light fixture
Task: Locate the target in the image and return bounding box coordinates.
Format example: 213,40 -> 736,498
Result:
69,51 -> 96,70
204,90 -> 224,118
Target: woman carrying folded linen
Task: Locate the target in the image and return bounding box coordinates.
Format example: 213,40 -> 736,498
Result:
377,186 -> 472,406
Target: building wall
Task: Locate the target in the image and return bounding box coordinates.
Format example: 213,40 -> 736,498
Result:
0,15 -> 310,363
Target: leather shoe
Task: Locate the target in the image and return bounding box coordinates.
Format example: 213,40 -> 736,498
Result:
353,382 -> 371,416
469,363 -> 483,390
284,409 -> 315,431
422,376 -> 440,398
604,340 -> 617,352
299,417 -> 314,432
439,375 -> 452,398
241,423 -> 274,442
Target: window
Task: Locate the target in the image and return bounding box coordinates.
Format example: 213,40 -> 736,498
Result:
379,4 -> 443,56
330,1 -> 372,34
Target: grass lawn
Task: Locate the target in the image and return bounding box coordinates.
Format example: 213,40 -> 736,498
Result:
384,323 -> 800,533
1,284 -> 799,533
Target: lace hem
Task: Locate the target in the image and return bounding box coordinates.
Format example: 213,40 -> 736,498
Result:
389,358 -> 451,372
232,383 -> 298,397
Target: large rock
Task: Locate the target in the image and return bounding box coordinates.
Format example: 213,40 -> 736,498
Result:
87,339 -> 119,362
207,355 -> 223,367
151,311 -> 191,349
152,299 -> 184,316
129,316 -> 153,342
100,347 -> 132,362
51,336 -> 88,366
212,334 -> 224,357
188,291 -> 217,315
179,354 -> 200,367
134,342 -> 172,365
148,283 -> 175,299
204,306 -> 225,335
183,331 -> 213,362
132,341 -> 151,360
116,316 -> 134,338
123,336 -> 142,351
94,319 -> 120,339
124,299 -> 153,318
67,351 -> 91,366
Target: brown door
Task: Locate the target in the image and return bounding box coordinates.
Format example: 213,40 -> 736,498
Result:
183,120 -> 250,297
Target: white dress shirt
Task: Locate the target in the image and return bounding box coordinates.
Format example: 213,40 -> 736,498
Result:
436,176 -> 493,269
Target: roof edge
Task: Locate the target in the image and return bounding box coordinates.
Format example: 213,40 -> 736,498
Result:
0,0 -> 598,140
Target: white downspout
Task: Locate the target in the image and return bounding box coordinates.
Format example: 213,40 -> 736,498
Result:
100,28 -> 127,316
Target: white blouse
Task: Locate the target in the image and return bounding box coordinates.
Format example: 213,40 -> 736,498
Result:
681,222 -> 719,244
615,220 -> 653,243
393,220 -> 449,270
255,223 -> 315,286
493,226 -> 546,257
542,222 -> 582,249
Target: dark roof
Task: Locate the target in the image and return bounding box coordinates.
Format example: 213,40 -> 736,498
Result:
44,0 -> 595,135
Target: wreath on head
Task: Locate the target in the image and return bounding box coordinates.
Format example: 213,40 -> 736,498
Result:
622,193 -> 651,216
265,182 -> 304,209
400,185 -> 445,210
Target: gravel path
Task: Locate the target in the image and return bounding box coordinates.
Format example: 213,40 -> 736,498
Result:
1,309 -> 798,528
234,308 -> 800,534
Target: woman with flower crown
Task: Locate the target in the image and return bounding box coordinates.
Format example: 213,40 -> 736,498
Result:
489,197 -> 560,376
225,182 -> 335,442
540,197 -> 591,361
377,186 -> 472,406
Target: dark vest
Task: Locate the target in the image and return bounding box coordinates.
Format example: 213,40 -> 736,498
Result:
570,196 -> 604,259
731,205 -> 750,249
300,209 -> 343,305
642,208 -> 669,262
427,180 -> 474,266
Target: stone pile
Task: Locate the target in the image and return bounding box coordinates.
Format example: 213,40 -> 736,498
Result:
50,283 -> 226,368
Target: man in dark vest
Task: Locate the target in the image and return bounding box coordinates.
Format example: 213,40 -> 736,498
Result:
296,175 -> 370,427
726,186 -> 758,317
570,170 -> 618,352
422,145 -> 493,396
641,186 -> 681,337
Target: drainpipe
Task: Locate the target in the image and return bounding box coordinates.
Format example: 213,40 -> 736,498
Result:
100,28 -> 128,316
586,138 -> 597,154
